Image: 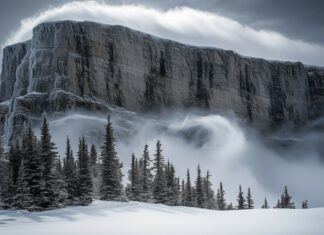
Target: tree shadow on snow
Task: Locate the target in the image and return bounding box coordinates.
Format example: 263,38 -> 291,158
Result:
0,201 -> 206,224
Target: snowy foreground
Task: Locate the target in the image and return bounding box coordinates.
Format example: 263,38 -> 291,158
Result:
0,201 -> 324,235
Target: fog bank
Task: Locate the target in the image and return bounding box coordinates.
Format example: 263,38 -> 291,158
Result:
43,111 -> 324,208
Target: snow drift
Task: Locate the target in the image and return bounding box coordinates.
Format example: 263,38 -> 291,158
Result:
0,200 -> 323,235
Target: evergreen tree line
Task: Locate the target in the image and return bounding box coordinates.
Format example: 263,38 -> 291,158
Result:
0,116 -> 308,211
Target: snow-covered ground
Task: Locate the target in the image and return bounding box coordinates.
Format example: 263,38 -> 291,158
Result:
0,201 -> 323,235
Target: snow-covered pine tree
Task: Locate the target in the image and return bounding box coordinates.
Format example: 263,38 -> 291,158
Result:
246,187 -> 254,209
20,125 -> 43,211
280,194 -> 285,207
56,156 -> 62,175
100,116 -> 123,201
39,116 -> 62,209
261,197 -> 269,209
54,155 -> 66,205
191,186 -> 197,207
274,198 -> 281,208
176,177 -> 181,205
302,200 -> 308,209
183,169 -> 193,207
216,189 -> 220,210
11,158 -> 30,209
165,161 -> 170,203
89,143 -> 100,192
4,142 -> 21,207
90,144 -> 98,166
195,165 -> 206,208
204,170 -> 216,209
140,144 -> 152,201
226,202 -> 234,210
180,179 -> 185,206
165,161 -> 178,206
152,140 -> 168,204
280,186 -> 295,209
126,153 -> 141,201
217,182 -> 226,210
77,137 -> 93,205
90,144 -> 101,195
63,137 -> 78,205
237,185 -> 246,209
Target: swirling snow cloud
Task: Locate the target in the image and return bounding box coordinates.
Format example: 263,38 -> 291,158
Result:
2,0 -> 324,66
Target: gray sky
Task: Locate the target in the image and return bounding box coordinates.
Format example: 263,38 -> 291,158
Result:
0,0 -> 323,66
0,0 -> 323,45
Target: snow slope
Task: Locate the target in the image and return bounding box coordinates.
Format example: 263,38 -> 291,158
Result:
0,201 -> 323,235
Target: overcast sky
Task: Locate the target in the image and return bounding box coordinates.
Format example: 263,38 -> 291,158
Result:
0,0 -> 323,65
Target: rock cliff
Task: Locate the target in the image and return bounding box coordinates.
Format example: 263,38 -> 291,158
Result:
0,20 -> 323,141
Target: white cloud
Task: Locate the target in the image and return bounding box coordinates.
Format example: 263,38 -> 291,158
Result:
1,0 -> 324,66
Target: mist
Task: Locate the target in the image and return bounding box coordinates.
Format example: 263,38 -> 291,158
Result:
41,109 -> 324,208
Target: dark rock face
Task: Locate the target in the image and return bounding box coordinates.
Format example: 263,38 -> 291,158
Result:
0,42 -> 30,101
0,20 -> 323,141
307,68 -> 324,120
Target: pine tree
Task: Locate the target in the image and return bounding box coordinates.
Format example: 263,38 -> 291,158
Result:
152,140 -> 167,203
126,153 -> 141,201
302,200 -> 308,209
261,197 -> 269,209
100,116 -> 123,201
216,189 -> 221,209
195,165 -> 206,208
183,169 -> 193,207
165,161 -> 178,205
77,137 -> 93,205
90,144 -> 99,181
226,202 -> 234,210
140,144 -> 152,201
56,156 -> 62,175
180,179 -> 185,206
19,125 -> 43,211
274,198 -> 281,208
175,177 -> 181,205
4,141 -> 21,206
63,137 -> 78,204
54,155 -> 66,204
280,186 -> 295,209
90,144 -> 97,166
237,185 -> 246,209
217,182 -> 226,210
246,187 -> 254,209
11,158 -> 30,209
39,116 -> 61,209
191,186 -> 197,207
204,171 -> 216,209
280,194 -> 285,208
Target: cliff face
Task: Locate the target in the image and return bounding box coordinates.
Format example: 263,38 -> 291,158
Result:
0,21 -> 323,140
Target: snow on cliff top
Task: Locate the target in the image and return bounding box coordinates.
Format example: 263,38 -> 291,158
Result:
1,200 -> 323,235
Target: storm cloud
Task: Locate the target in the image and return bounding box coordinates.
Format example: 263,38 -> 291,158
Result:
1,0 -> 323,46
1,1 -> 324,66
